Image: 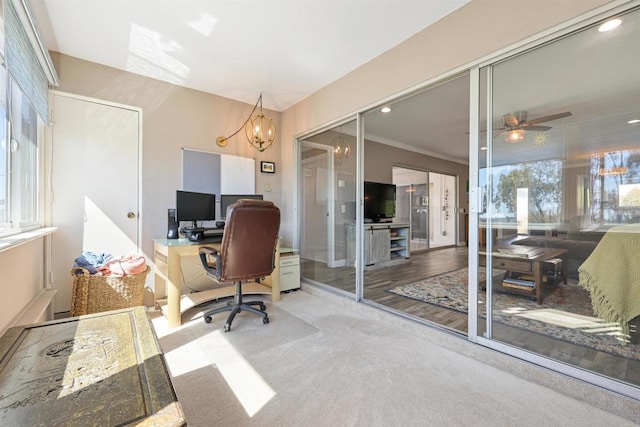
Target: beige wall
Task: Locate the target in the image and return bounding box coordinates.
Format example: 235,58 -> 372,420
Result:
278,0 -> 612,243
0,239 -> 45,334
364,141 -> 467,185
49,52 -> 282,259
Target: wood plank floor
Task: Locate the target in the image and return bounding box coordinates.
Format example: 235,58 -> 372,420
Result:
300,246 -> 640,387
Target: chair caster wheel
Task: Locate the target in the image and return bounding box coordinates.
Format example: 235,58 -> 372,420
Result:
204,316 -> 212,324
263,317 -> 269,325
223,324 -> 231,332
259,304 -> 266,311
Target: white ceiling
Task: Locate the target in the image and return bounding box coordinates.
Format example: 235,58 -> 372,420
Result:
28,1 -> 639,166
29,0 -> 470,112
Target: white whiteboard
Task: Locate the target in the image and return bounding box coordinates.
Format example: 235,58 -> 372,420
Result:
220,154 -> 255,194
182,149 -> 255,195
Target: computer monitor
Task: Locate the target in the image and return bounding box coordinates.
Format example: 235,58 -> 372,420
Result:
176,190 -> 215,228
219,194 -> 263,221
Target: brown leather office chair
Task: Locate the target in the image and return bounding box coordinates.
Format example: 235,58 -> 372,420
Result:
199,199 -> 280,332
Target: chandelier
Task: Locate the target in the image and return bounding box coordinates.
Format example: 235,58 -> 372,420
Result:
217,92 -> 276,152
332,128 -> 351,165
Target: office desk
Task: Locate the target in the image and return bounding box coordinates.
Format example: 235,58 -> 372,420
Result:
153,238 -> 281,328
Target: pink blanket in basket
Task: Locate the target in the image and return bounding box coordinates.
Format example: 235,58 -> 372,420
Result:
98,254 -> 146,276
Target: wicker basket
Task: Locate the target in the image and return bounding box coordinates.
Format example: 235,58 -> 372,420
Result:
70,266 -> 150,316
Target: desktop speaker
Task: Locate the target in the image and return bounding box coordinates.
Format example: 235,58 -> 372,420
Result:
167,208 -> 179,239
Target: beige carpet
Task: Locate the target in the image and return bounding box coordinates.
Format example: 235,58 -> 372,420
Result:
149,290 -> 638,426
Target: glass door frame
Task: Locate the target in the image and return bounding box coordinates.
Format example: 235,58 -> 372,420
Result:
294,116 -> 363,299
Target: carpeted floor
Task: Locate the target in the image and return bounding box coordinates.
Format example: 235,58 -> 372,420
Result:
149,290 -> 638,426
387,267 -> 640,361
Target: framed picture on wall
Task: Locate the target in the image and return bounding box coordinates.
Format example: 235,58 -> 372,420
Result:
261,161 -> 275,174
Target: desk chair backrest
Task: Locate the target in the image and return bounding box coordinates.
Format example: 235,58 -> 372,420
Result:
217,199 -> 280,282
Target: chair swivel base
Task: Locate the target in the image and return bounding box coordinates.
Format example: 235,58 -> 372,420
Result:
203,285 -> 269,332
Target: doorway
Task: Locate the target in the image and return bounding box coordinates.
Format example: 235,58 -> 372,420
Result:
393,167 -> 457,251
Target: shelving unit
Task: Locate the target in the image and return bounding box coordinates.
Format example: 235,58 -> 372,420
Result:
389,225 -> 410,262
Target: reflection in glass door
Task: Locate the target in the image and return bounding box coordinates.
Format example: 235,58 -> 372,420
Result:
393,167 -> 457,251
299,120 -> 357,295
392,167 -> 428,252
429,172 -> 457,248
477,7 -> 640,391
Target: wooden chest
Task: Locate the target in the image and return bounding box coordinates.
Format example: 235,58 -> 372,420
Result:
0,307 -> 185,426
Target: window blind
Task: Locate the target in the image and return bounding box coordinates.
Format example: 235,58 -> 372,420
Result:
4,0 -> 52,121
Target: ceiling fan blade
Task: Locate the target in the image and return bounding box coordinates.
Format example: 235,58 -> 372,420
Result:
524,112 -> 572,126
522,125 -> 551,131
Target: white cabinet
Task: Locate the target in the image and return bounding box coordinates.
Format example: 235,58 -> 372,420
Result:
279,254 -> 300,292
264,249 -> 300,292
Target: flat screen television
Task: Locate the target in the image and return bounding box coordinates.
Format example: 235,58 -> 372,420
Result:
220,194 -> 263,221
364,181 -> 396,222
176,190 -> 215,228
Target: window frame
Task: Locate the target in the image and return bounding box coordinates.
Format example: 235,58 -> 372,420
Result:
0,70 -> 43,237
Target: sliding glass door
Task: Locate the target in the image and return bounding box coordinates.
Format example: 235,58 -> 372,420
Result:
299,120 -> 358,295
477,6 -> 640,390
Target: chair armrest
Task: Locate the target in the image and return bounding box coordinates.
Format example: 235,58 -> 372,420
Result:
199,246 -> 218,256
199,246 -> 222,279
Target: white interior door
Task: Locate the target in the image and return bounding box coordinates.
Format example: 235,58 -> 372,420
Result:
50,92 -> 141,314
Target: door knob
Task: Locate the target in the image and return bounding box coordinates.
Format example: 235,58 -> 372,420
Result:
127,212 -> 136,219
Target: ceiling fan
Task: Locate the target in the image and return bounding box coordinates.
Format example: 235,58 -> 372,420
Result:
498,111 -> 572,143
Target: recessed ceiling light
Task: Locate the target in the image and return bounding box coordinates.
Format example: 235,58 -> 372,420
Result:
598,18 -> 621,32
628,119 -> 640,124
380,107 -> 391,113
480,146 -> 487,151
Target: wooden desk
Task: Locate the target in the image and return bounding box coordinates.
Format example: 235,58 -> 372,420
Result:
479,244 -> 567,304
153,238 -> 281,328
0,307 -> 185,426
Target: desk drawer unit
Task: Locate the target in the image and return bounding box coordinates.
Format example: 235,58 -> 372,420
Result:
280,255 -> 300,291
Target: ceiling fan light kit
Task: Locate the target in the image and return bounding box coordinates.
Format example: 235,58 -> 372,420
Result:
499,110 -> 572,144
504,129 -> 525,143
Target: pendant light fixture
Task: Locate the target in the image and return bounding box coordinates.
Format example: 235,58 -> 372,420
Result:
217,92 -> 276,152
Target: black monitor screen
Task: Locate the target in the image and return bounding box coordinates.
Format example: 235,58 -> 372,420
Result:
176,191 -> 215,224
220,194 -> 263,220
